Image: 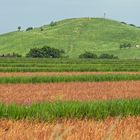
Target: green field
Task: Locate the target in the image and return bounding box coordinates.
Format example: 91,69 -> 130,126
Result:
0,99 -> 140,121
0,18 -> 140,59
0,58 -> 140,72
0,74 -> 140,84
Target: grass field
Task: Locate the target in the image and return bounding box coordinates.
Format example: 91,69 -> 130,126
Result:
0,74 -> 140,83
0,99 -> 140,121
0,18 -> 140,59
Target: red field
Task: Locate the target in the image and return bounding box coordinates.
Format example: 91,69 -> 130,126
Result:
0,72 -> 140,77
0,81 -> 140,104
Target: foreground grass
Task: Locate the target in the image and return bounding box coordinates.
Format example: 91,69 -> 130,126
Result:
0,74 -> 140,83
0,99 -> 140,121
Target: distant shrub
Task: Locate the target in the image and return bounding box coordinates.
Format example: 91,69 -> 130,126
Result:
0,53 -> 22,58
79,52 -> 98,59
26,46 -> 65,58
121,22 -> 127,25
79,52 -> 118,59
99,54 -> 118,59
50,21 -> 57,26
120,43 -> 132,49
40,27 -> 44,31
129,24 -> 136,27
26,27 -> 33,31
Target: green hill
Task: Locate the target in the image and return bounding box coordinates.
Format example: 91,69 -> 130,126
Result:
0,18 -> 140,59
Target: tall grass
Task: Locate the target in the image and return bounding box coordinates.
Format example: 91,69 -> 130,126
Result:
0,58 -> 140,64
0,64 -> 140,72
0,99 -> 140,121
0,74 -> 140,83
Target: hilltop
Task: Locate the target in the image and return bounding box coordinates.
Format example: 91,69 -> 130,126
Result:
0,18 -> 140,59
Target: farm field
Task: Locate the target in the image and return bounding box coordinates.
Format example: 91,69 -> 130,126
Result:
0,58 -> 140,139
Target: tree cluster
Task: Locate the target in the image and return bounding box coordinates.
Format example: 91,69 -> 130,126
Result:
26,46 -> 65,58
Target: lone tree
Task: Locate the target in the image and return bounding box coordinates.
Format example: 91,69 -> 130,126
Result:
18,26 -> 21,31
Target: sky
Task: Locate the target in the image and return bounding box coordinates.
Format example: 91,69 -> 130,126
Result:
0,0 -> 140,34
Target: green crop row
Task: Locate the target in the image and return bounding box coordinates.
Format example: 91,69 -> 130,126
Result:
0,65 -> 140,72
0,58 -> 140,72
1,63 -> 140,68
0,74 -> 140,83
0,58 -> 140,64
0,99 -> 140,121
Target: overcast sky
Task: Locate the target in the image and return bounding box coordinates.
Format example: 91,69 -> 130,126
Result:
0,0 -> 139,34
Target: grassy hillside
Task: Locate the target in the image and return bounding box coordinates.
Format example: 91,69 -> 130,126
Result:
0,18 -> 140,59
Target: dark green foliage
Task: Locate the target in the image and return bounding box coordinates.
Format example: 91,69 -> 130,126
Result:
120,43 -> 132,49
17,26 -> 21,31
129,24 -> 136,27
26,27 -> 33,31
40,27 -> 44,31
0,99 -> 139,121
79,52 -> 118,59
26,46 -> 65,58
79,52 -> 98,59
0,74 -> 140,83
121,22 -> 127,25
50,21 -> 57,26
99,54 -> 118,59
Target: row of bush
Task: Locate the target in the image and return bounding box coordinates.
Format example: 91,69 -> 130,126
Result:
120,43 -> 132,49
18,21 -> 57,32
0,46 -> 118,59
0,53 -> 22,58
79,52 -> 118,59
121,22 -> 140,28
